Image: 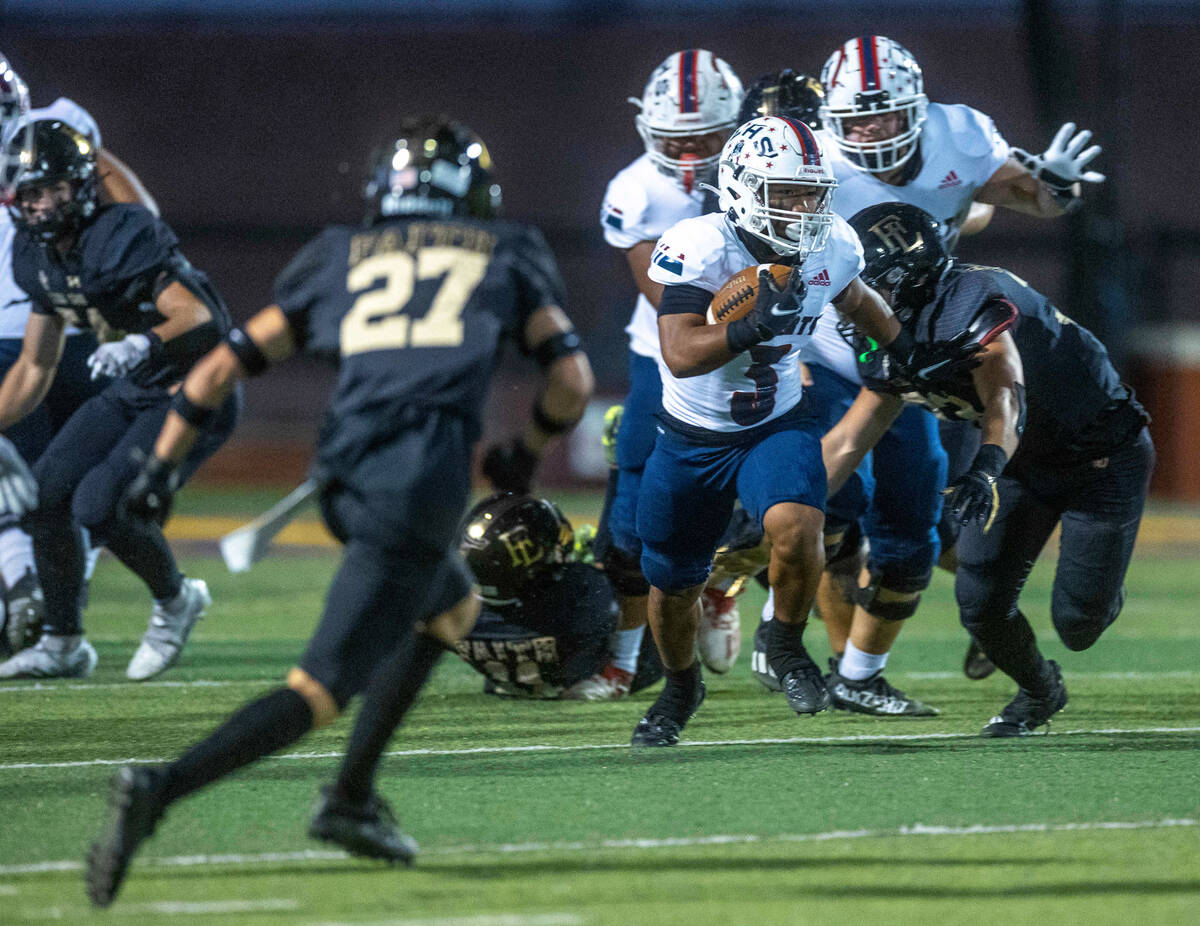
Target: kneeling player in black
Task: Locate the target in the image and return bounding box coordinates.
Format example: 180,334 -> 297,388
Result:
824,203 -> 1152,736
85,116 -> 592,907
457,492 -> 663,698
0,119 -> 240,681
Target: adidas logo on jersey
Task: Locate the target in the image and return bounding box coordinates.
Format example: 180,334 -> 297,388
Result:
808,268 -> 831,286
938,170 -> 962,189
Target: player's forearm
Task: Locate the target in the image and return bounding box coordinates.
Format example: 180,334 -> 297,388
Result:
980,388 -> 1022,459
153,346 -> 240,465
0,358 -> 55,430
659,317 -> 737,377
822,390 -> 903,496
522,354 -> 594,454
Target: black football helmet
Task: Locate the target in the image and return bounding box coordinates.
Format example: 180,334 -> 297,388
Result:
848,202 -> 949,317
459,492 -> 573,605
7,119 -> 97,241
737,70 -> 825,131
363,116 -> 501,224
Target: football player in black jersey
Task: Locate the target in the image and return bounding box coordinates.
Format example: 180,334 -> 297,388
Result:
0,119 -> 240,682
457,492 -> 663,698
85,116 -> 592,907
823,203 -> 1152,737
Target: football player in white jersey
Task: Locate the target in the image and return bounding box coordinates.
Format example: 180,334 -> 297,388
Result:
629,116 -> 931,746
569,50 -> 744,700
752,37 -> 1106,714
0,53 -> 157,658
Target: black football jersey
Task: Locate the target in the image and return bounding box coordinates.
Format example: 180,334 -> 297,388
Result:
14,203 -> 231,387
273,217 -> 565,470
858,264 -> 1145,461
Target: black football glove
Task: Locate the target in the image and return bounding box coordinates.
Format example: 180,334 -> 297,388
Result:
481,437 -> 539,495
943,443 -> 1007,533
727,267 -> 806,352
885,326 -> 985,391
121,449 -> 179,525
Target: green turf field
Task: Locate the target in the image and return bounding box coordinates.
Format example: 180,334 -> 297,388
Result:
1,490 -> 1197,925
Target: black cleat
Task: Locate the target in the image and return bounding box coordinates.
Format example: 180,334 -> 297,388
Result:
963,636 -> 997,680
4,566 -> 45,653
980,660 -> 1068,737
779,662 -> 831,715
826,658 -> 939,716
749,619 -> 782,692
86,766 -> 167,908
308,786 -> 418,864
630,681 -> 706,748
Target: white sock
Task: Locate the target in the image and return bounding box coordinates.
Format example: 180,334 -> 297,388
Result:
761,587 -> 775,622
609,627 -> 643,673
839,640 -> 888,681
0,526 -> 35,589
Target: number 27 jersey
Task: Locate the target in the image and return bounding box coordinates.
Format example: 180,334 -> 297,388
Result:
647,212 -> 864,434
273,217 -> 566,467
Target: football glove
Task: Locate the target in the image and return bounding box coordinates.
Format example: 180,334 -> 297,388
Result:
601,404 -> 623,469
121,449 -> 179,525
481,437 -> 539,495
1011,122 -> 1105,191
0,435 -> 37,519
727,267 -> 806,352
943,443 -> 1007,533
87,333 -> 152,380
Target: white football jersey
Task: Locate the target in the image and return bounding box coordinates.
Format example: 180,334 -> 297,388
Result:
0,98 -> 101,339
600,154 -> 707,361
802,102 -> 1010,382
646,212 -> 864,433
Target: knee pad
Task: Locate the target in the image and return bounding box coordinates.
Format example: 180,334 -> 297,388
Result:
287,667 -> 341,727
823,520 -> 866,605
603,544 -> 650,597
854,563 -> 930,621
1052,586 -> 1124,652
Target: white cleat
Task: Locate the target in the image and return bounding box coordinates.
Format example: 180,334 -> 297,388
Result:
561,663 -> 634,701
0,634 -> 97,679
697,587 -> 742,674
126,578 -> 211,681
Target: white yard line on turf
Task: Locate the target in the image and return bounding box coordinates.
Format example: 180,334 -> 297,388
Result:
1,819 -> 1194,877
0,884 -> 17,894
3,724 -> 1199,771
311,917 -> 583,926
2,669 -> 1197,695
23,898 -> 301,919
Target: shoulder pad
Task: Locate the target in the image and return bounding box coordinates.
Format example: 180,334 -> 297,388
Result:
601,169 -> 651,246
932,103 -> 1008,160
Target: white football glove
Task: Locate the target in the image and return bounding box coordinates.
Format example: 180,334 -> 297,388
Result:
87,333 -> 152,380
0,435 -> 37,518
1011,122 -> 1105,190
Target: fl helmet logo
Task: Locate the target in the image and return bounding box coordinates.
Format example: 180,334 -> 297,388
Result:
868,215 -> 924,254
499,527 -> 545,568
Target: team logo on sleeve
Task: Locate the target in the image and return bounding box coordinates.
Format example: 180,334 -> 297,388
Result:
651,241 -> 686,275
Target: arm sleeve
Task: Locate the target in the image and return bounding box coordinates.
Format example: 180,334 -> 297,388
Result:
659,283 -> 712,317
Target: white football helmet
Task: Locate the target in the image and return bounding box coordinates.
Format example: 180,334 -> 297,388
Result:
819,35 -> 928,173
0,54 -> 31,202
717,116 -> 838,261
631,49 -> 743,192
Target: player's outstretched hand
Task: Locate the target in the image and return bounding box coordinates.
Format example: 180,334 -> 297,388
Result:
87,333 -> 153,381
121,449 -> 179,525
943,443 -> 1007,534
1012,122 -> 1105,190
0,435 -> 37,519
743,266 -> 806,341
481,437 -> 539,495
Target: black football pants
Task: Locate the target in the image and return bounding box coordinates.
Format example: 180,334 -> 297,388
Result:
956,428 -> 1154,658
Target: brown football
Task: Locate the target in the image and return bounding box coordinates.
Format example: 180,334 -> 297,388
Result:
706,263 -> 794,324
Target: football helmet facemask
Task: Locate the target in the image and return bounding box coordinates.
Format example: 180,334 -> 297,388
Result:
631,49 -> 744,193
363,116 -> 501,224
717,115 -> 837,261
459,492 -> 574,606
738,70 -> 824,132
819,35 -> 928,173
0,55 -> 31,204
8,119 -> 97,242
848,202 -> 948,318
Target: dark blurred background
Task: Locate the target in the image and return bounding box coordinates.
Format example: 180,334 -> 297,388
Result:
4,0 -> 1198,495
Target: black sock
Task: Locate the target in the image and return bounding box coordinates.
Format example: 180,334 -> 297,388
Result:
968,610 -> 1049,694
649,660 -> 702,721
159,688 -> 313,804
766,618 -> 810,675
333,634 -> 444,806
